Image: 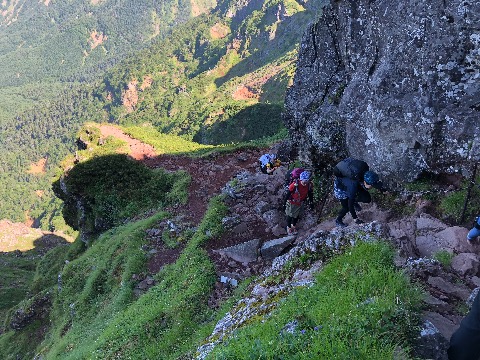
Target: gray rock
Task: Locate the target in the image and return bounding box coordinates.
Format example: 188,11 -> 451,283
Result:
412,319 -> 449,360
254,201 -> 271,215
232,222 -> 249,234
451,253 -> 480,277
416,215 -> 448,233
262,209 -> 284,224
283,0 -> 480,182
222,215 -> 242,229
415,234 -> 448,257
216,239 -> 261,263
436,226 -> 470,253
423,311 -> 459,341
260,236 -> 296,260
427,276 -> 471,300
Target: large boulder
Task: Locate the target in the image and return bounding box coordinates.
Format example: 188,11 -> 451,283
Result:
284,0 -> 480,182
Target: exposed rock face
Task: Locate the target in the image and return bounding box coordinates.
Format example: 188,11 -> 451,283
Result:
284,0 -> 480,183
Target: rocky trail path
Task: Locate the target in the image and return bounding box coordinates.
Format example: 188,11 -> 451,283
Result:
99,125 -> 480,358
98,125 -> 272,272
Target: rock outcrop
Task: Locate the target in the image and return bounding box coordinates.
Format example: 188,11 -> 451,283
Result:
284,0 -> 480,183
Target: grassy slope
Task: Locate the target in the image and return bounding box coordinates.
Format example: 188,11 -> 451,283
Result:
0,191 -> 424,360
208,241 -> 422,359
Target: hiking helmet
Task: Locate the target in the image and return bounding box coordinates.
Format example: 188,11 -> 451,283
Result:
364,171 -> 379,185
299,171 -> 311,181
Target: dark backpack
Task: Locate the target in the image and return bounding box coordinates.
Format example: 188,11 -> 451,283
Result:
284,167 -> 304,187
333,158 -> 369,181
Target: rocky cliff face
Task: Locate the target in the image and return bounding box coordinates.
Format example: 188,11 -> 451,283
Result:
284,0 -> 480,183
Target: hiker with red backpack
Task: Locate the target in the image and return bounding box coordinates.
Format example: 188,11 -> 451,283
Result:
285,170 -> 314,235
332,157 -> 384,227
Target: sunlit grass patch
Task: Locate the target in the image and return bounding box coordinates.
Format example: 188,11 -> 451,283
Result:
209,241 -> 423,359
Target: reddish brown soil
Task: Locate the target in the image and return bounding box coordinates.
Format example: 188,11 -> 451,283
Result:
98,125 -> 271,278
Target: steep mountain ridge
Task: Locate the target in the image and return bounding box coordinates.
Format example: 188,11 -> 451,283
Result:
0,0 -> 324,229
1,126 -> 477,359
0,0 -> 212,86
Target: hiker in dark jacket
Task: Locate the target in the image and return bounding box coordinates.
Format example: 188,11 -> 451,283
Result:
333,158 -> 383,227
285,171 -> 314,235
448,290 -> 480,360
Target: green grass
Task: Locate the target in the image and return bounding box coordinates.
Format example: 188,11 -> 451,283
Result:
34,196 -> 228,359
0,195 -> 229,359
208,241 -> 423,359
433,250 -> 454,268
0,253 -> 38,331
0,192 -> 425,360
122,124 -> 288,158
53,153 -> 190,234
123,124 -> 215,155
440,183 -> 480,224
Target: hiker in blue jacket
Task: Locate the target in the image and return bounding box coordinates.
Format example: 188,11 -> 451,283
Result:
259,153 -> 281,175
467,215 -> 480,243
332,158 -> 384,227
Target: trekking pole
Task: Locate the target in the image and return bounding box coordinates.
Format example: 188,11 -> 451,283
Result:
317,174 -> 333,220
460,162 -> 478,224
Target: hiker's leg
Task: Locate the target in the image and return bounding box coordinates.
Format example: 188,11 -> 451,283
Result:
467,227 -> 480,241
356,187 -> 372,204
336,198 -> 349,221
291,216 -> 299,227
286,216 -> 294,228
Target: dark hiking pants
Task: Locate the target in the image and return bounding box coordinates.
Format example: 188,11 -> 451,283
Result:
337,187 -> 371,221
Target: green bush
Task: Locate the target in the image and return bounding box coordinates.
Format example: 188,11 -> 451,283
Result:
440,175 -> 480,224
53,154 -> 188,233
433,250 -> 454,268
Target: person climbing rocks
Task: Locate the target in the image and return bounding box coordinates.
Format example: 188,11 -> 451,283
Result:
284,166 -> 305,189
281,166 -> 306,211
332,157 -> 384,228
258,153 -> 281,175
448,290 -> 480,360
285,170 -> 314,235
467,215 -> 480,243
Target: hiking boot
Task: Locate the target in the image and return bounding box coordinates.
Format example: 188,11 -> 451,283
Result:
335,219 -> 347,228
354,202 -> 362,212
291,226 -> 298,235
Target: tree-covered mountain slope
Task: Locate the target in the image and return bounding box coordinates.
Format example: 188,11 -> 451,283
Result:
0,0 -> 325,228
97,0 -> 326,144
0,0 -> 215,87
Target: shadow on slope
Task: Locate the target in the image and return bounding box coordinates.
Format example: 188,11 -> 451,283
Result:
193,103 -> 284,145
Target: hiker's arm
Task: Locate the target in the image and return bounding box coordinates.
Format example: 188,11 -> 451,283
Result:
373,180 -> 389,193
288,182 -> 297,192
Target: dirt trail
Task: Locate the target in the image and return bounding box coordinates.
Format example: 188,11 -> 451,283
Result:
98,125 -> 270,274
99,125 -> 264,224
99,125 -> 157,161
